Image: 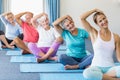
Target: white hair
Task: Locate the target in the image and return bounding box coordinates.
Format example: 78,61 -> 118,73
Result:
37,15 -> 46,23
59,19 -> 68,29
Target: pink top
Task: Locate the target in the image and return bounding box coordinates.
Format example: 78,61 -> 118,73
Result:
21,21 -> 39,43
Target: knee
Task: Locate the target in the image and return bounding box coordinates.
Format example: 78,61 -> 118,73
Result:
83,67 -> 103,80
89,54 -> 94,61
17,34 -> 24,40
51,41 -> 61,51
114,66 -> 120,78
59,54 -> 67,59
13,37 -> 19,43
59,54 -> 68,63
83,68 -> 93,79
28,43 -> 36,50
13,37 -> 22,43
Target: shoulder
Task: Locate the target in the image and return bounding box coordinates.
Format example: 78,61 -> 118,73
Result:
78,28 -> 89,34
113,33 -> 120,43
61,29 -> 68,36
78,28 -> 85,32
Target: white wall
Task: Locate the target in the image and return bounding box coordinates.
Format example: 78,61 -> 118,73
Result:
60,0 -> 120,35
3,0 -> 43,15
11,0 -> 43,15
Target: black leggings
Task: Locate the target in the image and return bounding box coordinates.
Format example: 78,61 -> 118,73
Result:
0,30 -> 5,35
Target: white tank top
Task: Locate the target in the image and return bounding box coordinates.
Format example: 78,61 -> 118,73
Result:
91,31 -> 115,67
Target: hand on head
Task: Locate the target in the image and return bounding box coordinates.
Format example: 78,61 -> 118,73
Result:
26,11 -> 33,15
95,8 -> 103,13
42,12 -> 48,17
25,11 -> 33,18
66,15 -> 72,21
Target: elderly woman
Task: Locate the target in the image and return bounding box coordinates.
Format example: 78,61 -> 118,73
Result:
0,12 -> 31,54
52,15 -> 93,70
28,13 -> 63,63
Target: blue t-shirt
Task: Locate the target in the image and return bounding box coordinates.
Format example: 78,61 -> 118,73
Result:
62,28 -> 89,58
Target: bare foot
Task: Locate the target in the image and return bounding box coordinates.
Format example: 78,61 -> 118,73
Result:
37,55 -> 48,63
6,45 -> 15,49
48,56 -> 58,61
85,65 -> 90,68
22,50 -> 31,55
64,65 -> 79,70
112,78 -> 120,80
37,57 -> 46,63
10,41 -> 15,46
116,78 -> 120,80
2,45 -> 7,48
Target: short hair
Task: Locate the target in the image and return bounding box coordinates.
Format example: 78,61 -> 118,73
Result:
60,19 -> 68,29
6,12 -> 13,17
37,16 -> 46,22
25,12 -> 33,17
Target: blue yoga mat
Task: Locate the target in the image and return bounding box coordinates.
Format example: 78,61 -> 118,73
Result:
39,63 -> 120,80
2,48 -> 21,51
6,51 -> 22,55
9,50 -> 65,63
115,62 -> 120,66
20,63 -> 84,73
10,55 -> 36,62
6,49 -> 65,56
40,73 -> 87,80
10,55 -> 58,63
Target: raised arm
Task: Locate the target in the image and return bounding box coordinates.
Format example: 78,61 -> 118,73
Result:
115,34 -> 120,62
0,12 -> 12,25
80,9 -> 103,42
15,12 -> 28,26
31,12 -> 47,28
52,15 -> 69,34
80,9 -> 99,33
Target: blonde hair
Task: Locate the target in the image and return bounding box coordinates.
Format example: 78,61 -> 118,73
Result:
5,12 -> 13,17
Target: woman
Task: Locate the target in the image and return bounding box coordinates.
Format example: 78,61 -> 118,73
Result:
53,15 -> 93,70
15,12 -> 39,54
0,12 -> 31,54
15,12 -> 39,44
28,13 -> 63,63
80,9 -> 120,80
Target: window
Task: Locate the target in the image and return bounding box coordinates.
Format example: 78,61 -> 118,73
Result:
11,0 -> 43,15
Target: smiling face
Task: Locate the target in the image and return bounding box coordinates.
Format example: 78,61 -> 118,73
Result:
62,18 -> 75,32
5,13 -> 14,24
25,13 -> 33,24
39,16 -> 49,29
93,12 -> 108,29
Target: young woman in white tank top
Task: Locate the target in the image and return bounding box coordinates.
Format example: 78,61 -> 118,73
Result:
80,9 -> 120,80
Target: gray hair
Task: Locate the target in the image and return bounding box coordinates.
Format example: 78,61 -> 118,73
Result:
59,19 -> 68,29
37,16 -> 47,24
